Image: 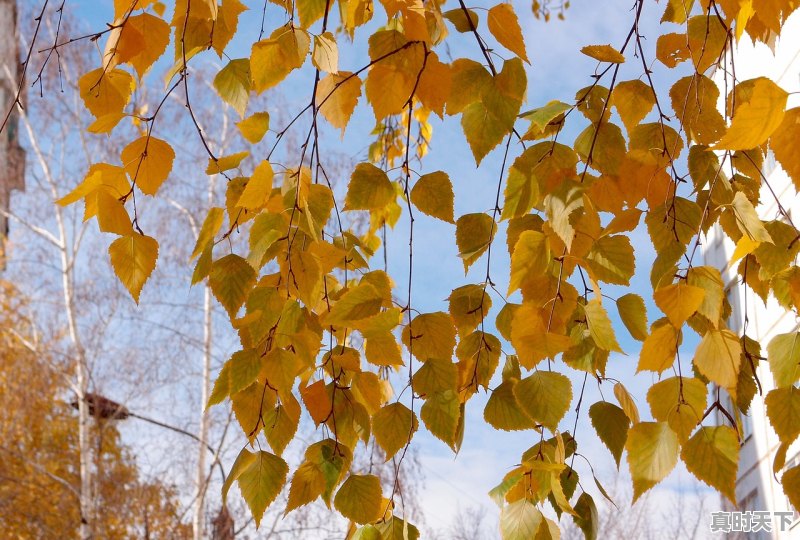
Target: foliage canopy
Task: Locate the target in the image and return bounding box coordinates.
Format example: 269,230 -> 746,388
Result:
13,0 -> 800,536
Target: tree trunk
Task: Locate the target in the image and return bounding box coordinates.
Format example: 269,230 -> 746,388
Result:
0,0 -> 26,263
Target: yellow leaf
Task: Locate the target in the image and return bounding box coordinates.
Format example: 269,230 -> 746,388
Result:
647,376 -> 706,442
589,401 -> 630,467
344,163 -> 394,211
686,266 -> 724,326
286,462 -> 325,513
730,191 -> 773,243
614,382 -> 640,424
661,0 -> 694,23
410,171 -> 454,223
487,3 -> 528,63
581,44 -> 625,63
626,422 -> 679,501
236,112 -> 270,143
120,136 -> 175,195
420,389 -> 461,447
694,328 -> 742,389
237,161 -> 274,209
636,323 -> 679,373
108,233 -> 159,303
316,71 -> 362,132
771,108 -> 800,190
231,449 -> 288,527
207,151 -> 249,175
456,213 -> 494,272
364,35 -> 424,120
417,53 -> 451,118
583,298 -> 622,352
78,68 -> 135,119
312,32 -> 338,73
585,235 -> 635,285
766,387 -> 800,445
373,403 -> 418,460
251,26 -> 310,93
106,13 -> 170,78
296,0 -> 327,26
334,474 -> 383,524
500,500 -> 543,540
670,74 -> 726,145
767,332 -> 800,388
95,192 -> 133,235
214,59 -> 251,117
510,304 -> 572,369
322,283 -> 384,327
191,207 -> 225,259
653,282 -> 705,328
484,380 -> 536,431
461,58 -> 526,164
212,0 -> 248,56
513,371 -> 572,431
401,311 -> 456,361
612,79 -> 655,133
443,8 -> 479,32
616,293 -> 648,341
782,466 -> 800,515
681,426 -> 738,504
448,284 -> 491,335
58,163 -> 130,210
209,254 -> 257,317
507,231 -> 548,294
715,77 -> 788,150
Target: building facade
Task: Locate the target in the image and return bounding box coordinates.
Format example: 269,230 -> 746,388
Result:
704,9 -> 800,539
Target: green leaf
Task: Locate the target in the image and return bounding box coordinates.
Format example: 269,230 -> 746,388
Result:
514,371 -> 572,431
767,332 -> 800,388
572,492 -> 599,540
410,171 -> 455,223
626,422 -> 679,501
588,401 -> 630,467
334,474 -> 383,524
344,163 -> 395,211
500,499 -> 543,540
209,254 -> 257,318
108,233 -> 159,303
372,403 -> 418,460
681,426 -> 739,504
